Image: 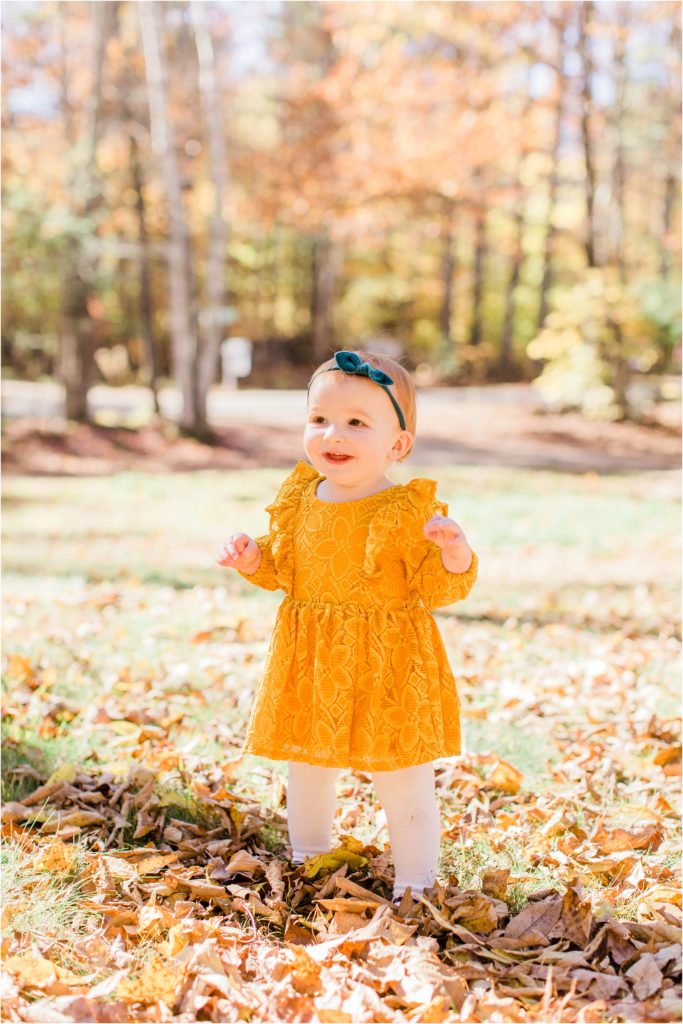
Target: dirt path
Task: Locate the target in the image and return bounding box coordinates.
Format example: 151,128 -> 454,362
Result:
2,388 -> 680,476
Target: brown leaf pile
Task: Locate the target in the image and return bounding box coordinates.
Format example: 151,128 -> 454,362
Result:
2,496 -> 680,1021
2,757 -> 681,1023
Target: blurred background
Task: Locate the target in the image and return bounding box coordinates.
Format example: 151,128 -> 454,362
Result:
2,10 -> 681,975
1,0 -> 681,462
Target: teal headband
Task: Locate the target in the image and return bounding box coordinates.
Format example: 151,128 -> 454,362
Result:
307,350 -> 407,431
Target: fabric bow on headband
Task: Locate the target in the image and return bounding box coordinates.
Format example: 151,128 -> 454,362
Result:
311,350 -> 407,431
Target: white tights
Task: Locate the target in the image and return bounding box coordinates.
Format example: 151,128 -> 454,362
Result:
287,760 -> 441,900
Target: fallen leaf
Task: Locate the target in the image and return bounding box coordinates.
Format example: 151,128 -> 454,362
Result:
46,764 -> 78,785
625,952 -> 664,999
592,823 -> 664,853
482,867 -> 510,900
116,955 -> 185,1007
486,759 -> 524,795
223,849 -> 265,877
4,951 -> 56,989
504,896 -> 562,945
301,847 -> 368,878
31,839 -> 80,874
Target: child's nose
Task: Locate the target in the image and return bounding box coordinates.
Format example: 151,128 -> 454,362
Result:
323,422 -> 344,441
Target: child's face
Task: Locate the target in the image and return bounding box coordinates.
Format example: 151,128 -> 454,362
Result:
304,373 -> 413,483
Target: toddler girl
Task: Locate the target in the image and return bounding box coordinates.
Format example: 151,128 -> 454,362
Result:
217,350 -> 478,901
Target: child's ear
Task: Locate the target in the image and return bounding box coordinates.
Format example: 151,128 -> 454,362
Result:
390,430 -> 413,460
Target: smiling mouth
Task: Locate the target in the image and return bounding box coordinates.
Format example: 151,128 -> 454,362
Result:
324,452 -> 353,463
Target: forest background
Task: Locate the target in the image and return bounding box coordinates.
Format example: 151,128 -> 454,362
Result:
2,0 -> 681,438
2,4 -> 683,1021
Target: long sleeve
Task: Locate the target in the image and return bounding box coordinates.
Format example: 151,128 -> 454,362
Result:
233,460 -> 320,595
407,545 -> 478,610
236,533 -> 280,591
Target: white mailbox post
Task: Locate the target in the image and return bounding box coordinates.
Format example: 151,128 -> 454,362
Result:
220,337 -> 253,389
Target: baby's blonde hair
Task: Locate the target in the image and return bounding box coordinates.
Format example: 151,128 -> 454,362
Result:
307,350 -> 417,462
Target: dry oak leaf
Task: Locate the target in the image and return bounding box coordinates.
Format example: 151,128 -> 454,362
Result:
504,895 -> 562,945
592,823 -> 664,853
639,885 -> 682,908
448,892 -> 500,934
317,897 -> 379,915
1,801 -> 32,823
274,946 -> 323,995
625,952 -> 665,1000
653,745 -> 682,767
133,851 -> 182,876
326,910 -> 370,936
165,872 -> 227,901
265,858 -> 285,902
4,951 -> 56,989
116,954 -> 185,1007
569,968 -> 625,1000
223,849 -> 265,877
30,839 -> 80,874
8,994 -> 130,1022
5,654 -> 36,683
283,917 -> 317,946
482,868 -> 510,901
40,810 -> 106,834
552,879 -> 593,947
301,846 -> 368,879
367,944 -> 469,1011
46,764 -> 78,785
307,904 -> 417,960
486,759 -> 524,795
137,902 -> 179,939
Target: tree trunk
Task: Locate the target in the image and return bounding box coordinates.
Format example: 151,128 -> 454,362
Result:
469,184 -> 487,348
57,3 -> 113,422
537,13 -> 569,334
439,200 -> 456,354
500,81 -> 533,374
192,0 -> 230,428
500,195 -> 524,375
607,4 -> 632,418
660,16 -> 681,281
139,0 -> 201,435
610,5 -> 628,286
578,1 -> 598,270
129,129 -> 161,415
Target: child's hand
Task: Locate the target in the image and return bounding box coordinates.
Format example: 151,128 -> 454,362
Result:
217,533 -> 262,574
423,515 -> 473,573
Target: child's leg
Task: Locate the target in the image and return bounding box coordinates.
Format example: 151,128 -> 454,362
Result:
371,762 -> 440,899
287,761 -> 341,863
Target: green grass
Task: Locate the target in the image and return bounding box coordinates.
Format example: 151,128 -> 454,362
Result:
2,463 -> 679,924
1,838 -> 99,971
3,466 -> 679,601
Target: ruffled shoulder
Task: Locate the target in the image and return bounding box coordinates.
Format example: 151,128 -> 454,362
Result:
364,478 -> 447,577
265,461 -> 320,590
264,460 -> 319,518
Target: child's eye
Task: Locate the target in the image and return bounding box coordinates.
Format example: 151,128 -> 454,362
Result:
311,416 -> 325,424
349,419 -> 365,426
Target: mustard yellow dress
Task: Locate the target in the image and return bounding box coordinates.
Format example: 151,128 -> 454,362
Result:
237,460 -> 478,772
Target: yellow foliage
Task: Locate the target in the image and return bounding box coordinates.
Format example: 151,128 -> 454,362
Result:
30,840 -> 80,875
46,764 -> 78,785
116,954 -> 185,1007
301,845 -> 368,879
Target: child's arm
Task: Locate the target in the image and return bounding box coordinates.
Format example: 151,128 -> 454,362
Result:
217,532 -> 280,591
406,514 -> 478,609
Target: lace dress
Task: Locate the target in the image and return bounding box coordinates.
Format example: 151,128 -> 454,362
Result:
236,460 -> 478,771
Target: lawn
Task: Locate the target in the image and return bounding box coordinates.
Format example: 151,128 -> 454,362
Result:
2,464 -> 681,1022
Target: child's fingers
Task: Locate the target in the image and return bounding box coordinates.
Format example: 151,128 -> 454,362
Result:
231,533 -> 251,554
218,540 -> 241,562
